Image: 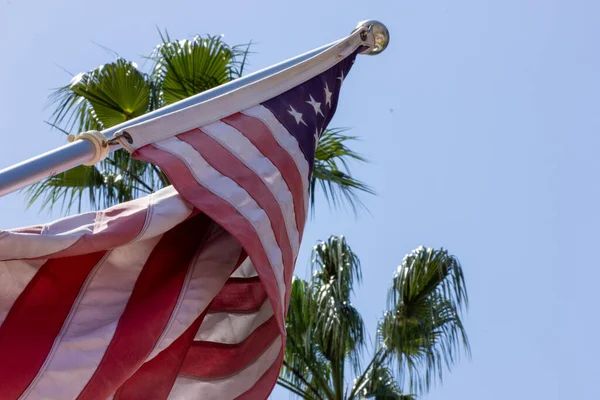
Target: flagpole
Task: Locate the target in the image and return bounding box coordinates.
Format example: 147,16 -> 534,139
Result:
0,20 -> 389,199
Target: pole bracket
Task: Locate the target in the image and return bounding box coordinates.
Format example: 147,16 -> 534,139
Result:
67,131 -> 110,166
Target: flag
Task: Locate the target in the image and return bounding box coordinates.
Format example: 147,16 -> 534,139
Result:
0,34 -> 364,399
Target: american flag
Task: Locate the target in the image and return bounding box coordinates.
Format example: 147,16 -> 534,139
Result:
0,43 -> 360,399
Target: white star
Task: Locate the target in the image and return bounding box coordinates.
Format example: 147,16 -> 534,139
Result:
306,95 -> 324,117
324,83 -> 333,108
288,105 -> 307,126
337,71 -> 344,85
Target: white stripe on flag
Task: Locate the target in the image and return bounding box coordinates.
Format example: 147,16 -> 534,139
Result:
231,258 -> 258,278
0,225 -> 89,260
194,300 -> 273,345
43,212 -> 97,236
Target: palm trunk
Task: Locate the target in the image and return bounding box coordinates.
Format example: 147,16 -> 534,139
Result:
331,359 -> 345,400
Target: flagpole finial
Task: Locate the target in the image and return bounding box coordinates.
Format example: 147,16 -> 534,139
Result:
355,20 -> 389,56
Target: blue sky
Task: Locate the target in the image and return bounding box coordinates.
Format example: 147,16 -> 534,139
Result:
0,0 -> 597,398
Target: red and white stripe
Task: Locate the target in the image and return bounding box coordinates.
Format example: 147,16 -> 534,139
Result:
0,105 -> 310,399
135,106 -> 311,319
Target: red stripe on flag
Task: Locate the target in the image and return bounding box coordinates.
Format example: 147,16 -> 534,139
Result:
177,128 -> 294,284
210,277 -> 267,312
134,144 -> 285,331
0,251 -> 107,399
223,113 -> 306,234
113,313 -> 206,400
181,316 -> 278,378
77,213 -> 215,400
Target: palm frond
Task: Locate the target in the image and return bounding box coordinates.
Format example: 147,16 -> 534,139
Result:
24,165 -> 101,213
151,33 -> 237,106
49,58 -> 152,132
24,148 -> 164,214
23,164 -> 145,213
379,246 -> 470,394
229,40 -> 254,78
311,235 -> 362,297
310,236 -> 365,376
311,128 -> 374,215
353,358 -> 416,400
48,84 -> 103,135
276,376 -> 314,399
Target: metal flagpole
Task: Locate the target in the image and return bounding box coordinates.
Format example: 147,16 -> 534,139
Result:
0,20 -> 389,198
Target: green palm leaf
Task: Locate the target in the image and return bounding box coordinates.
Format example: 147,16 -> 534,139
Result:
310,235 -> 365,368
379,246 -> 470,394
24,165 -> 103,213
23,163 -> 152,213
354,361 -> 416,400
50,58 -> 152,131
151,33 -> 237,106
312,129 -> 374,214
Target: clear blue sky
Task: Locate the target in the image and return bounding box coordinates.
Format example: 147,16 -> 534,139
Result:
0,0 -> 597,398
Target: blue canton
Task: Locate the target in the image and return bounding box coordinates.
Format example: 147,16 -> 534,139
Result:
262,50 -> 359,176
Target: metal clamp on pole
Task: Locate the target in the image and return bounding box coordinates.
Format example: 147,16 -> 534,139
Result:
67,131 -> 110,166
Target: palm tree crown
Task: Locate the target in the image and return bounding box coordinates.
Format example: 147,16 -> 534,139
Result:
280,237 -> 470,399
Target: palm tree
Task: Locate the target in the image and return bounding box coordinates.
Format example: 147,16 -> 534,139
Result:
26,32 -> 373,214
279,236 -> 470,399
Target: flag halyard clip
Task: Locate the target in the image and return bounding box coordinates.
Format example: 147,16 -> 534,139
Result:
107,131 -> 134,153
